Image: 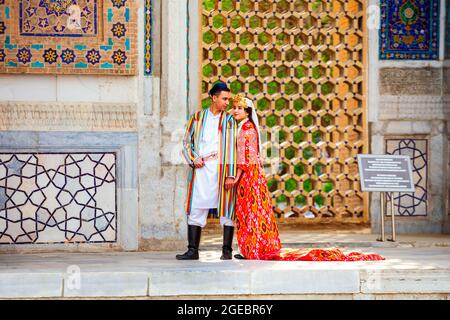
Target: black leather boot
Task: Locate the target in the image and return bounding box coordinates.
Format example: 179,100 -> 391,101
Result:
176,225 -> 202,260
220,226 -> 234,260
234,253 -> 246,260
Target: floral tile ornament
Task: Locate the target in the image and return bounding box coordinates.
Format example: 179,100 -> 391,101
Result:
0,0 -> 137,75
380,0 -> 440,60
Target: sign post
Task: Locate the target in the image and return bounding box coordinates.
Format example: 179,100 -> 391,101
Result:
357,155 -> 415,242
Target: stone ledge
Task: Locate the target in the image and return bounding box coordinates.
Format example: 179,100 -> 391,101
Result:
0,268 -> 449,298
0,273 -> 63,298
0,248 -> 449,299
64,272 -> 149,298
149,271 -> 252,296
379,96 -> 448,121
0,102 -> 137,132
360,270 -> 450,294
139,239 -> 186,252
250,269 -> 360,295
379,68 -> 442,96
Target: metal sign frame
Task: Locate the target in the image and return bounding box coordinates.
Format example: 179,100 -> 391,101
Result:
357,154 -> 415,242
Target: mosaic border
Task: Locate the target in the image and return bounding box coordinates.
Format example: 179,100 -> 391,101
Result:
144,0 -> 152,75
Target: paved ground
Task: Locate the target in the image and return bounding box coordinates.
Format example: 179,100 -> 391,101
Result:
201,229 -> 450,249
1,231 -> 450,299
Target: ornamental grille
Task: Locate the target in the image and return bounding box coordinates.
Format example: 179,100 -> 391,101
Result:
201,0 -> 368,222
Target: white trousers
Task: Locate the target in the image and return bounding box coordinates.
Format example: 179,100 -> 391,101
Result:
188,208 -> 234,228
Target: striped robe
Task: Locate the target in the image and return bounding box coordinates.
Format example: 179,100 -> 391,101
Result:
183,109 -> 237,220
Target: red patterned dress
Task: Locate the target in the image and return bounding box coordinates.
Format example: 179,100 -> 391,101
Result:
235,120 -> 282,259
235,120 -> 384,262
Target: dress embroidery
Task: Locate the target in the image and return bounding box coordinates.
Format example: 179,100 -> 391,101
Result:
235,121 -> 384,261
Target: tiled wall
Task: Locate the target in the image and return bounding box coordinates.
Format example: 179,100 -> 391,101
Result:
385,138 -> 428,217
0,0 -> 137,75
380,0 -> 440,60
0,131 -> 138,248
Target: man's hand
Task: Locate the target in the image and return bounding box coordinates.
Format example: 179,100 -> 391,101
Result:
225,177 -> 236,190
193,157 -> 205,169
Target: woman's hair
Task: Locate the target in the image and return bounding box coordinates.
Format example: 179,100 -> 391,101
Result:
209,82 -> 230,97
232,94 -> 255,126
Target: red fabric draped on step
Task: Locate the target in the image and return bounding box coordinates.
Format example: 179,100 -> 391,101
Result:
258,248 -> 385,261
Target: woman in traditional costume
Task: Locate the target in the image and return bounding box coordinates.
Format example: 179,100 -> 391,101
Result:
230,94 -> 384,261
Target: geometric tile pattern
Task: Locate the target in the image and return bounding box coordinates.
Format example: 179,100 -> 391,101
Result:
380,0 -> 440,60
20,0 -> 99,37
0,0 -> 137,74
385,139 -> 428,216
202,0 -> 368,222
0,153 -> 117,244
144,0 -> 152,75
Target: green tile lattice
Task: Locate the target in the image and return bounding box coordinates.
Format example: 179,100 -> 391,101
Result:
201,0 -> 368,222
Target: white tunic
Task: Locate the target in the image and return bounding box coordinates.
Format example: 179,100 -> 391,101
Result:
191,111 -> 220,209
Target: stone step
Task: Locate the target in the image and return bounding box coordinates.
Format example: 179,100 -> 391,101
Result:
1,267 -> 449,299
201,241 -> 450,250
0,249 -> 449,299
201,231 -> 450,249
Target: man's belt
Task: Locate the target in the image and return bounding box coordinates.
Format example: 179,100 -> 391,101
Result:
201,152 -> 218,162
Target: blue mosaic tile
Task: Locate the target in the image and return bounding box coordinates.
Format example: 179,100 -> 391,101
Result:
380,0 -> 440,60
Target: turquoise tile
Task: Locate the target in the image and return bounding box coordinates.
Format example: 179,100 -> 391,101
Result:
5,7 -> 10,19
31,61 -> 44,68
108,9 -> 113,22
31,44 -> 44,50
101,63 -> 113,69
74,45 -> 87,50
100,45 -> 112,51
125,9 -> 130,22
75,62 -> 88,68
125,38 -> 130,50
109,38 -> 113,46
57,45 -> 62,50
5,44 -> 16,49
6,61 -> 17,67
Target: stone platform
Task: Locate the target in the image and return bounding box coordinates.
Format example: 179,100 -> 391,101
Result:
1,232 -> 450,299
202,229 -> 450,249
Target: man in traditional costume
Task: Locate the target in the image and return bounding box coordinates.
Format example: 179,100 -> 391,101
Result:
176,83 -> 237,260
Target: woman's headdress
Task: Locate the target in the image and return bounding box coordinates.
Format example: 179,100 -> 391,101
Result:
233,94 -> 262,154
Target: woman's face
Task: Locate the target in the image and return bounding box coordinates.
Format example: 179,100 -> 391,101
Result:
232,102 -> 248,121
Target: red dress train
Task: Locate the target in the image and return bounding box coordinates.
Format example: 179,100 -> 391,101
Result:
234,120 -> 384,262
